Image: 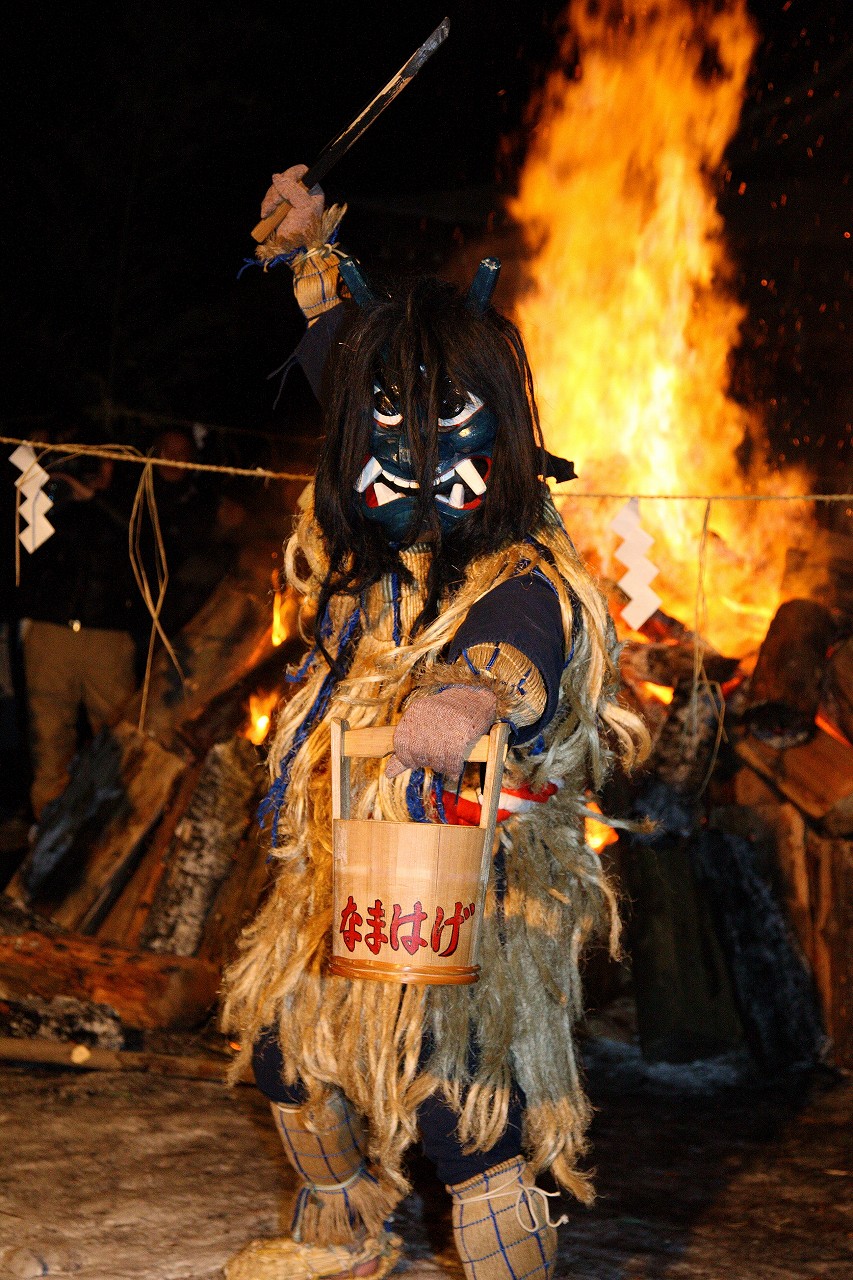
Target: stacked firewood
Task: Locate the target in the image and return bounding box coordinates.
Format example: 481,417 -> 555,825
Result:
613,581 -> 853,1072
0,536 -> 305,1046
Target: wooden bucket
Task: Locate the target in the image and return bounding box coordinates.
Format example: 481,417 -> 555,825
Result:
327,719 -> 509,986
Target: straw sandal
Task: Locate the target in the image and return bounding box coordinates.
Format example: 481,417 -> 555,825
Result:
223,1229 -> 403,1279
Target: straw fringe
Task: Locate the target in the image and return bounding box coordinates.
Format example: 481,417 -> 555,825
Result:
221,486 -> 648,1204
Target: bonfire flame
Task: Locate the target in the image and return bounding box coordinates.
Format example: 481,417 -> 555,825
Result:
244,691 -> 278,746
509,0 -> 810,655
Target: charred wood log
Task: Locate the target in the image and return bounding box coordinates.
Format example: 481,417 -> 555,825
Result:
743,599 -> 839,748
0,994 -> 125,1050
7,723 -> 186,933
139,736 -> 264,957
0,932 -> 219,1029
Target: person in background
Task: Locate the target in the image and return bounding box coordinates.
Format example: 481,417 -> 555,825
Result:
16,445 -> 137,821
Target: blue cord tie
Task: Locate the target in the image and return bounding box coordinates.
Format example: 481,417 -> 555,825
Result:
405,769 -> 429,822
259,605 -> 361,845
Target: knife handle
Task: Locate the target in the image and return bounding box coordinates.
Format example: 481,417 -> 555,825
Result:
251,197 -> 293,244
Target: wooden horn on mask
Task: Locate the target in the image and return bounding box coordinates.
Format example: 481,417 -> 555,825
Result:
337,254 -> 377,308
467,257 -> 501,313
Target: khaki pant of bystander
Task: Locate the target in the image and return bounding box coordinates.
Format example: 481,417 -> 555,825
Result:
22,620 -> 136,818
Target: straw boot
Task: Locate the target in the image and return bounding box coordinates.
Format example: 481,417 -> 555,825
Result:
448,1156 -> 565,1279
224,1091 -> 402,1280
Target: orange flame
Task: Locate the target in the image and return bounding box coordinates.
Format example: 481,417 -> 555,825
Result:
638,681 -> 675,706
508,0 -> 811,655
585,800 -> 619,854
243,690 -> 278,746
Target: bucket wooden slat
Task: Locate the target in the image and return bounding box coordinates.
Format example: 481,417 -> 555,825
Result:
328,719 -> 509,985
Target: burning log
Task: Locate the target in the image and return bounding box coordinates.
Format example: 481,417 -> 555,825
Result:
743,599 -> 839,749
139,736 -> 263,957
735,726 -> 853,838
0,932 -> 219,1029
643,678 -> 724,796
620,639 -> 740,688
824,636 -> 853,747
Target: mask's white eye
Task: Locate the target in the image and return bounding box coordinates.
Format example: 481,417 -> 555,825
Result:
373,382 -> 403,427
438,392 -> 483,429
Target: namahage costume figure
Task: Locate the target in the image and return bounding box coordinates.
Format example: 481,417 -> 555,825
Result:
221,167 -> 648,1280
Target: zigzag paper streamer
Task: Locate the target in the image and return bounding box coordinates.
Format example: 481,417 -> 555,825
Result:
10,444 -> 54,552
610,497 -> 661,632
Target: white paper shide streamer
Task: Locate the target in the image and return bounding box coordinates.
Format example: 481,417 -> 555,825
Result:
10,445 -> 54,552
610,497 -> 661,632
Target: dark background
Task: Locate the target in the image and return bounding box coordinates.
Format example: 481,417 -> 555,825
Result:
4,0 -> 852,489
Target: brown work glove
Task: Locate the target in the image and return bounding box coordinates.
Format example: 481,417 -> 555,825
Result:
386,686 -> 498,780
259,164 -> 326,250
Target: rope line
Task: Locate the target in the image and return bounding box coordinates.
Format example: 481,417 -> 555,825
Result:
2,431 -> 851,501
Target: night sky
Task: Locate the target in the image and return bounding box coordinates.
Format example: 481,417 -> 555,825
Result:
5,1 -> 852,492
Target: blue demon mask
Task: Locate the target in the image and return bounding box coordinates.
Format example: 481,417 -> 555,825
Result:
354,373 -> 498,539
343,256 -> 502,541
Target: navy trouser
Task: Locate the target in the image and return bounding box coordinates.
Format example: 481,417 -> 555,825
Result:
252,1029 -> 525,1187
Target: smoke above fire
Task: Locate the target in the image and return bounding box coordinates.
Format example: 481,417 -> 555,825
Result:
507,0 -> 812,655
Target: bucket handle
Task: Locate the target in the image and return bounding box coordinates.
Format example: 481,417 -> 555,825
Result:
330,720 -> 510,834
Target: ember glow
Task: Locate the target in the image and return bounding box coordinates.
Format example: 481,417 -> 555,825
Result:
509,0 -> 811,656
585,799 -> 619,853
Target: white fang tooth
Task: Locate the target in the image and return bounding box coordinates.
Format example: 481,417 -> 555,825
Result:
383,469 -> 415,489
449,482 -> 465,509
455,458 -> 487,495
356,456 -> 382,493
373,481 -> 399,506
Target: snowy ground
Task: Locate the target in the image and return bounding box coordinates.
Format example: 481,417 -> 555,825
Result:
1,1040 -> 851,1280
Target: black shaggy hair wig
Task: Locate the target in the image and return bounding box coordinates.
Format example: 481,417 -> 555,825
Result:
312,273 -> 549,658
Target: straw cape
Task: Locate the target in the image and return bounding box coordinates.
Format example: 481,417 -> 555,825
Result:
220,482 -> 646,1235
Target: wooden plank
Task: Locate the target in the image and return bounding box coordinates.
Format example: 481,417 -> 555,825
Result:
46,724 -> 186,932
342,724 -> 496,762
806,833 -> 853,1069
194,832 -> 271,971
735,727 -> 853,836
0,1035 -> 252,1082
95,758 -> 208,948
0,932 -> 219,1029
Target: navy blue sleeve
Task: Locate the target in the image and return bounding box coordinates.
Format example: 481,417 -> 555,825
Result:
445,572 -> 568,743
275,304 -> 347,406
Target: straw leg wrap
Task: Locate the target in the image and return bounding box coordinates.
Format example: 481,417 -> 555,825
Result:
272,1091 -> 398,1246
449,1156 -> 564,1279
